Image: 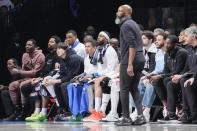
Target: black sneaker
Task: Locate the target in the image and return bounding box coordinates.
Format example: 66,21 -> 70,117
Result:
54,112 -> 72,121
15,108 -> 27,121
163,113 -> 178,121
191,113 -> 197,124
15,104 -> 30,121
114,117 -> 133,126
133,115 -> 146,125
192,119 -> 197,124
3,114 -> 17,121
3,105 -> 21,121
180,112 -> 191,123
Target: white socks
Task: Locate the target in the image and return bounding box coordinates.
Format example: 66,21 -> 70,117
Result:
95,97 -> 101,112
35,108 -> 41,114
41,108 -> 47,115
34,108 -> 47,115
100,93 -> 110,114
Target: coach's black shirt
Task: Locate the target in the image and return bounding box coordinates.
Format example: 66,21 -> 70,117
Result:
119,17 -> 144,65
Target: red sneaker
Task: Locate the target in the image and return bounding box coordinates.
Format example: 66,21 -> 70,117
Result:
83,110 -> 105,122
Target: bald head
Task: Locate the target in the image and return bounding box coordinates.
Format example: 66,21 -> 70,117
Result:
120,5 -> 132,16
115,4 -> 132,24
110,38 -> 119,49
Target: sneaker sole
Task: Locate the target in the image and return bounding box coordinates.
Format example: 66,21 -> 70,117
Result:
114,123 -> 133,126
100,119 -> 118,122
133,121 -> 146,125
83,119 -> 101,122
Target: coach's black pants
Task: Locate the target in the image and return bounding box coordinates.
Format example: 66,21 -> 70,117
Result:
120,58 -> 144,117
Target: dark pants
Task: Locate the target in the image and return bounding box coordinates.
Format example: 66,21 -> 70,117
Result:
21,82 -> 34,98
154,77 -> 171,102
0,89 -> 14,117
166,79 -> 181,113
120,59 -> 144,117
20,82 -> 37,115
180,77 -> 197,116
180,77 -> 189,111
54,82 -> 70,112
60,82 -> 70,111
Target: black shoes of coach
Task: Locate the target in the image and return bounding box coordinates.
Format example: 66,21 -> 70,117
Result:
115,116 -> 133,126
133,115 -> 146,125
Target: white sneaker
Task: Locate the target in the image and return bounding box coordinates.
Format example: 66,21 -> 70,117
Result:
100,112 -> 119,122
162,106 -> 168,118
130,109 -> 137,121
143,107 -> 150,122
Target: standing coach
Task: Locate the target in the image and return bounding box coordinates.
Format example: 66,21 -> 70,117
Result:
114,4 -> 146,126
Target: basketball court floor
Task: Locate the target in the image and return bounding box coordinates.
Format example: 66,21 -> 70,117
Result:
0,121 -> 197,131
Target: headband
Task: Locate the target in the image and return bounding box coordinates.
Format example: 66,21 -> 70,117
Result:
99,31 -> 110,41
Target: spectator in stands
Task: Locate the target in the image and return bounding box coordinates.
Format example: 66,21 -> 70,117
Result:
153,28 -> 164,42
178,30 -> 186,46
178,29 -> 191,52
158,35 -> 188,121
66,30 -> 86,58
130,31 -> 158,122
20,35 -> 61,122
177,27 -> 197,123
150,35 -> 188,120
4,39 -> 45,121
0,58 -> 21,119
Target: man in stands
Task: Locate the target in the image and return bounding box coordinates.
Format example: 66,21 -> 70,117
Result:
4,39 -> 45,121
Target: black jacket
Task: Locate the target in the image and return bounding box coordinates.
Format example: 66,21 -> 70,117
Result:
42,51 -> 59,77
162,46 -> 188,78
58,48 -> 84,82
181,45 -> 197,79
